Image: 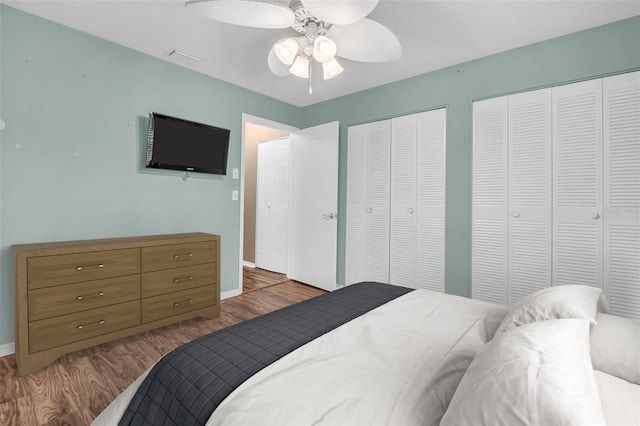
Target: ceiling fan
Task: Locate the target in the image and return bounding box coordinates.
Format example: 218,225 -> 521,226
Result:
185,0 -> 402,93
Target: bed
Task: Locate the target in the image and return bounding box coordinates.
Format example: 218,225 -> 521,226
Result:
93,282 -> 640,426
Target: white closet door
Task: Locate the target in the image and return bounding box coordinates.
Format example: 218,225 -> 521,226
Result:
472,97 -> 509,305
366,120 -> 391,283
416,108 -> 446,292
603,71 -> 640,319
345,124 -> 367,285
553,79 -> 603,288
255,137 -> 290,274
390,114 -> 417,288
269,137 -> 291,273
255,141 -> 273,270
508,89 -> 552,305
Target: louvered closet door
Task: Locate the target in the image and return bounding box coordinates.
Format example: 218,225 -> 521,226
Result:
472,97 -> 509,305
345,124 -> 367,285
255,140 -> 274,270
508,89 -> 552,305
416,108 -> 446,292
390,114 -> 417,288
269,137 -> 291,273
603,71 -> 640,319
255,137 -> 290,274
553,80 -> 603,288
365,120 -> 391,283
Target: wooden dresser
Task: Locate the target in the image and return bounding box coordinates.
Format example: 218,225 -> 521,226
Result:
14,233 -> 220,375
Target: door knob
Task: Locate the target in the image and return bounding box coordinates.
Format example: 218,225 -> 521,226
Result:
590,211 -> 600,219
322,213 -> 336,220
511,211 -> 520,218
408,208 -> 414,214
368,208 -> 373,214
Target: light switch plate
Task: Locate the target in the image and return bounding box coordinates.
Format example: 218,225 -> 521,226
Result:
232,168 -> 239,179
232,190 -> 238,201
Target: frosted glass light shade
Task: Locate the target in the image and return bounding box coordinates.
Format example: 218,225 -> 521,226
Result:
267,49 -> 291,77
312,35 -> 337,63
274,38 -> 299,66
322,58 -> 343,80
289,55 -> 310,79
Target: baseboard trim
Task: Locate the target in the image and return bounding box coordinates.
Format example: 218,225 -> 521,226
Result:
0,342 -> 15,357
242,261 -> 256,268
221,289 -> 242,300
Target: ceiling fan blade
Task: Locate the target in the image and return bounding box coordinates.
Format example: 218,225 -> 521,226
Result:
185,0 -> 294,29
300,0 -> 379,25
329,18 -> 402,63
268,48 -> 291,77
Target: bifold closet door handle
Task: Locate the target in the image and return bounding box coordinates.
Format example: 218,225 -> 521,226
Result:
590,211 -> 600,219
511,211 -> 520,218
368,208 -> 373,214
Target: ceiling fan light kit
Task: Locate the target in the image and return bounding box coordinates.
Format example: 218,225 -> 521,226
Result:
187,0 -> 402,93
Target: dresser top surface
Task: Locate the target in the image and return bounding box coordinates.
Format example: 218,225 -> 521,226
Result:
14,233 -> 219,256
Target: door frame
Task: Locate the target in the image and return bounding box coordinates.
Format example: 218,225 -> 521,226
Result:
238,114 -> 298,295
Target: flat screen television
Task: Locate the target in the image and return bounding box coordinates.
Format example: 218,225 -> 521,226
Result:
146,112 -> 230,175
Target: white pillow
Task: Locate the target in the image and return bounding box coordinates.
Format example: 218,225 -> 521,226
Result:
497,285 -> 607,332
594,370 -> 640,426
441,319 -> 606,426
591,312 -> 640,385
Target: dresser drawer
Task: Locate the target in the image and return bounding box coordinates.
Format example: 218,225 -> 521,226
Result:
142,285 -> 216,324
27,248 -> 140,290
29,300 -> 140,353
28,275 -> 141,321
141,241 -> 216,273
141,263 -> 216,298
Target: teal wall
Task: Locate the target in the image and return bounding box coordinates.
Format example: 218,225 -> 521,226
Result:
0,4 -> 638,348
300,16 -> 640,297
0,5 -> 301,346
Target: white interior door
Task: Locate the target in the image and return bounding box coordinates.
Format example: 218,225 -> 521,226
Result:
508,88 -> 552,305
255,137 -> 290,274
390,114 -> 417,288
345,124 -> 367,285
472,96 -> 509,305
603,71 -> 640,320
552,79 -> 603,288
288,121 -> 339,291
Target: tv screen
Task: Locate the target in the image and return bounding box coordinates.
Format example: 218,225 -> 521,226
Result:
146,112 -> 230,175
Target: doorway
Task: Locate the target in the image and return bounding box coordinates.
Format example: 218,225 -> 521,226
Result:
239,114 -> 339,294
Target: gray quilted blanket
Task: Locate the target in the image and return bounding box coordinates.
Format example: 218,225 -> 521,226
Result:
119,282 -> 413,426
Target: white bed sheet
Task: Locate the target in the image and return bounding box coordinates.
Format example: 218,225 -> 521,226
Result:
94,289 -> 507,425
208,289 -> 506,426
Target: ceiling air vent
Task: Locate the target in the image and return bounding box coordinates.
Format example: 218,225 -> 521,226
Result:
165,48 -> 202,66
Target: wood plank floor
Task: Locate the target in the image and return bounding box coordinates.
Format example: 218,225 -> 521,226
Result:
0,267 -> 325,425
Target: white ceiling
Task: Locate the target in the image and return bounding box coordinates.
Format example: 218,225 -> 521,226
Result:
3,0 -> 640,107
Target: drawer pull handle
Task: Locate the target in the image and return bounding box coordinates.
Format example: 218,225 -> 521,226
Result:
77,320 -> 105,330
77,292 -> 105,301
173,253 -> 193,259
173,276 -> 193,284
76,263 -> 104,271
173,299 -> 193,307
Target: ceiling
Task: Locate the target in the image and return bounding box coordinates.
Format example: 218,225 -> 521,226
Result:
3,0 -> 640,107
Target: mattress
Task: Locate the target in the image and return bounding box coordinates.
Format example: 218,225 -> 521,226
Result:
94,285 -> 507,425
